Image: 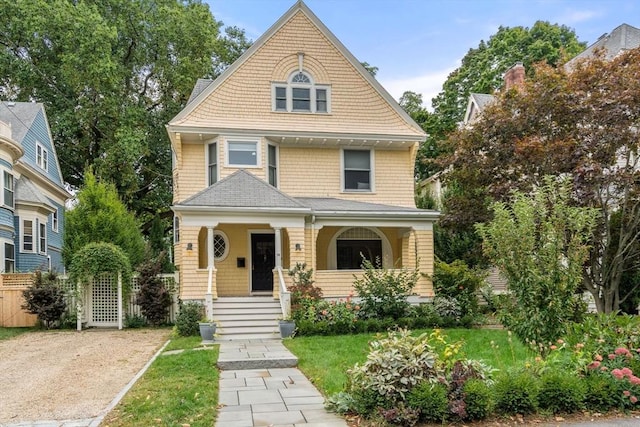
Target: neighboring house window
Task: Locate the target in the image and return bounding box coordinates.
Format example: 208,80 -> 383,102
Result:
39,222 -> 47,254
213,231 -> 229,261
268,144 -> 277,187
36,143 -> 48,171
336,227 -> 382,269
4,242 -> 14,273
343,149 -> 372,191
52,209 -> 59,233
23,220 -> 33,252
3,171 -> 13,208
227,140 -> 259,167
173,216 -> 180,243
208,142 -> 217,185
272,71 -> 330,113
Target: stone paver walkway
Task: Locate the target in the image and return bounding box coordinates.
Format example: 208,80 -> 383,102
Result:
215,340 -> 348,427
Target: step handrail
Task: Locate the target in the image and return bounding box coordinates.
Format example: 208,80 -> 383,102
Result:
276,266 -> 291,319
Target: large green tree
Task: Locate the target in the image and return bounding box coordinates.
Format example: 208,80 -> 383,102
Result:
63,169 -> 145,269
0,0 -> 250,227
416,21 -> 586,181
446,48 -> 640,313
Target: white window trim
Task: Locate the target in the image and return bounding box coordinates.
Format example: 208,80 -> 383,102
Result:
21,218 -> 34,253
2,169 -> 14,209
173,216 -> 180,244
271,71 -> 331,114
39,221 -> 47,254
36,142 -> 49,171
213,230 -> 229,262
1,239 -> 15,273
267,143 -> 279,188
225,139 -> 261,168
340,148 -> 375,193
51,208 -> 59,233
205,140 -> 218,185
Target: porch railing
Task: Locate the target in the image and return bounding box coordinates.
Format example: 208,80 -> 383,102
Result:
276,266 -> 291,319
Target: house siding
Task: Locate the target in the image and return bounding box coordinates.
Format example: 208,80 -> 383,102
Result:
18,110 -> 64,186
178,12 -> 423,138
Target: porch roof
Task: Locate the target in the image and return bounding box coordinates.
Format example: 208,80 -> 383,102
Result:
297,197 -> 439,220
178,169 -> 309,212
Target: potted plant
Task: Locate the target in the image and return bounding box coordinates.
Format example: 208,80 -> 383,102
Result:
198,318 -> 217,343
279,318 -> 296,338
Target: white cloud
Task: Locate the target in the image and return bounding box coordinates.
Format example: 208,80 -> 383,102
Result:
379,67 -> 456,110
561,9 -> 600,24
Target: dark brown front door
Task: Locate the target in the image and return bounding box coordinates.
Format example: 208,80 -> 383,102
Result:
251,233 -> 275,292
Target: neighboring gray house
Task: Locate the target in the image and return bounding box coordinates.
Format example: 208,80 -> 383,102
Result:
565,23 -> 640,70
0,102 -> 70,273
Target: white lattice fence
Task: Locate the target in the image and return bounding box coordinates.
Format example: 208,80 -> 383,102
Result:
59,273 -> 179,328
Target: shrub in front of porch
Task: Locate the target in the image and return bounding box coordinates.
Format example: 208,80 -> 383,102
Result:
353,258 -> 418,320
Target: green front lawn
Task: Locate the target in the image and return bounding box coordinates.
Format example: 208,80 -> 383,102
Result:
284,328 -> 532,396
103,341 -> 219,427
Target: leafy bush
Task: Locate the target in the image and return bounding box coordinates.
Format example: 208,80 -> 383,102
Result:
347,329 -> 437,402
432,296 -> 461,322
22,271 -> 66,329
288,262 -> 322,310
325,391 -> 357,414
407,382 -> 448,423
378,403 -> 420,426
135,254 -> 172,326
463,378 -> 493,420
175,301 -> 203,336
537,370 -> 585,414
564,313 -> 640,357
493,370 -> 539,415
353,258 -> 418,320
584,372 -> 625,412
433,259 -> 484,316
124,313 -> 147,328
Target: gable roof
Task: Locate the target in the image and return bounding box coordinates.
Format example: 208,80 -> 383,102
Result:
566,23 -> 640,69
463,93 -> 496,125
169,0 -> 425,140
179,169 -> 309,211
0,102 -> 42,144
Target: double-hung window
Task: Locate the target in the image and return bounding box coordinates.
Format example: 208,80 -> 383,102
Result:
52,209 -> 59,233
208,142 -> 218,185
343,150 -> 372,191
3,171 -> 13,208
227,140 -> 259,167
23,220 -> 33,252
4,242 -> 14,272
39,222 -> 47,254
36,143 -> 48,171
268,144 -> 278,187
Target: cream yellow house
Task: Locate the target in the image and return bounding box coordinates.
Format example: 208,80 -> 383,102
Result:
168,1 -> 438,319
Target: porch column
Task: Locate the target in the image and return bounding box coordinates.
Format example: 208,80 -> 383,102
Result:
205,226 -> 215,321
207,227 -> 215,269
274,227 -> 283,268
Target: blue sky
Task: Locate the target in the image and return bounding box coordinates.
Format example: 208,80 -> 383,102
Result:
206,0 -> 639,108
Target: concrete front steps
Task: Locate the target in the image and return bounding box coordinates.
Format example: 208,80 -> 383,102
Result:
212,297 -> 282,341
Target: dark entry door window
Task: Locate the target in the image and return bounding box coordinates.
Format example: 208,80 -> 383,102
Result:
251,233 -> 275,292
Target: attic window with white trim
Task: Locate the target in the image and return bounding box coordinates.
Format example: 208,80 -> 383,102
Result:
272,70 -> 330,113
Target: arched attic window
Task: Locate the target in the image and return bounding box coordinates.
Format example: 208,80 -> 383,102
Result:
272,70 -> 330,113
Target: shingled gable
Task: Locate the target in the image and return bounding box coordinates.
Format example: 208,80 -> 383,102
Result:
177,169 -> 308,211
168,0 -> 425,139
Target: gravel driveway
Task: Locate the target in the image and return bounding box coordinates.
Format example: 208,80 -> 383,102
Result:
0,328 -> 170,425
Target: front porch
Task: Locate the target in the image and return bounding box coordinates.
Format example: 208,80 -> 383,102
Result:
177,222 -> 434,301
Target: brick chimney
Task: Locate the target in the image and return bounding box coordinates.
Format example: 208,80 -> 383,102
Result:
503,62 -> 525,91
